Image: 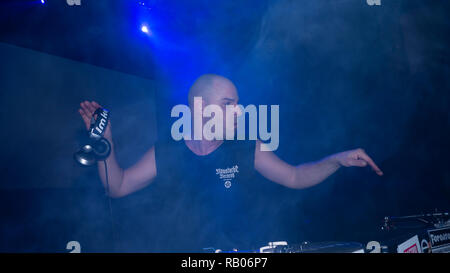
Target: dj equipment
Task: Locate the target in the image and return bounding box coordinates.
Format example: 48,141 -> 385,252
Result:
382,212 -> 450,253
205,241 -> 365,253
206,211 -> 450,253
382,212 -> 449,231
74,107 -> 111,166
258,241 -> 365,253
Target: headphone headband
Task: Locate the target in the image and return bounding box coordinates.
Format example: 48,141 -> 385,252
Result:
88,108 -> 110,140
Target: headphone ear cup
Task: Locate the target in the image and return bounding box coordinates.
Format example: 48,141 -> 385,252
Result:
92,138 -> 111,160
74,144 -> 97,166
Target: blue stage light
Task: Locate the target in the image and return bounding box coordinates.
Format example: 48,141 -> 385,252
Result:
141,24 -> 151,35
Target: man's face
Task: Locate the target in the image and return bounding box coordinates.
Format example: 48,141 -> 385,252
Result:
201,81 -> 242,138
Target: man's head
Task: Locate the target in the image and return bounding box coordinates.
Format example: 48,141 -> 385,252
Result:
188,74 -> 242,139
188,74 -> 239,109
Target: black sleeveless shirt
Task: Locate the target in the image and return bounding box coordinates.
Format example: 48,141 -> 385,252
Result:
153,139 -> 258,252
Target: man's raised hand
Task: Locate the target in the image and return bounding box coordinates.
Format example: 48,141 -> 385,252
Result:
78,101 -> 112,140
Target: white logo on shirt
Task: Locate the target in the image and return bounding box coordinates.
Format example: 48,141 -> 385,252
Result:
215,165 -> 239,188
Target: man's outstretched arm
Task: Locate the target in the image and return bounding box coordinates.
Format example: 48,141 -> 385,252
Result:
254,140 -> 383,189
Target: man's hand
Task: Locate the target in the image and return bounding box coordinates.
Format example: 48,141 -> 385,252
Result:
78,100 -> 112,141
332,148 -> 383,176
78,100 -> 158,198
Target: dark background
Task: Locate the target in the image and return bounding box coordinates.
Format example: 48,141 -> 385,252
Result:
0,0 -> 448,252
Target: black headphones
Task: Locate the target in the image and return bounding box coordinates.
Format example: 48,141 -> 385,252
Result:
74,107 -> 111,166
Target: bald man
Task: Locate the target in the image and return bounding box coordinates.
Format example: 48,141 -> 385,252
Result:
78,74 -> 383,251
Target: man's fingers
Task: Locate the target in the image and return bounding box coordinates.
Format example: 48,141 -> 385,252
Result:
79,100 -> 107,130
80,101 -> 93,116
357,151 -> 383,176
92,101 -> 102,109
348,159 -> 367,167
78,108 -> 87,118
78,108 -> 90,120
78,108 -> 90,128
86,101 -> 98,114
